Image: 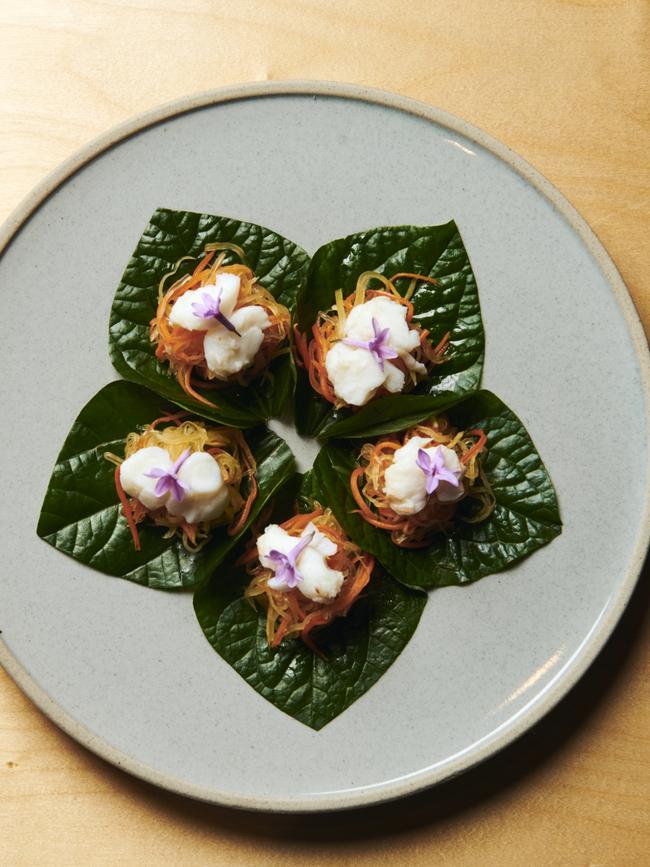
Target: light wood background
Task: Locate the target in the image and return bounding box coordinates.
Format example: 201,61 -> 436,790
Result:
1,1 -> 649,864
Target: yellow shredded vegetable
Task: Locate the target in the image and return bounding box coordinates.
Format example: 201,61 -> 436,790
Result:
107,415 -> 257,552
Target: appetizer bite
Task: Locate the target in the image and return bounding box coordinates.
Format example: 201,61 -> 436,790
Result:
107,412 -> 257,552
151,244 -> 292,407
295,272 -> 449,408
193,480 -> 426,729
241,507 -> 375,652
350,415 -> 495,547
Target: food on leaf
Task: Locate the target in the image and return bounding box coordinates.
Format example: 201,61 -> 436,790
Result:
294,272 -> 448,409
109,208 -> 310,427
152,245 -> 291,408
37,381 -> 296,588
240,506 -> 375,653
293,221 -> 484,439
192,472 -> 427,729
312,391 -> 562,589
107,411 -> 258,553
350,414 -> 494,548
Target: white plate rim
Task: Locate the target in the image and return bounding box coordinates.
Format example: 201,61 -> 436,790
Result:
1,79 -> 649,813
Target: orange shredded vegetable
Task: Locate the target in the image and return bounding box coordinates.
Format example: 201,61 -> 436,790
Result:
243,507 -> 375,651
114,464 -> 142,552
350,415 -> 495,548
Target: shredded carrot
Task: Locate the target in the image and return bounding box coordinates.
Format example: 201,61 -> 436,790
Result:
149,411 -> 189,430
390,272 -> 439,286
150,250 -> 292,406
225,431 -> 258,537
293,323 -> 309,369
350,416 -> 495,547
114,465 -> 141,551
461,429 -> 488,464
243,507 -> 374,651
192,251 -> 215,279
180,367 -> 218,408
294,270 -> 450,409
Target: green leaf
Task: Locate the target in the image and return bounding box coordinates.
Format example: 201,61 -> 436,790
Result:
193,474 -> 426,730
36,381 -> 296,589
109,208 -> 310,427
294,221 -> 484,438
312,391 -> 562,589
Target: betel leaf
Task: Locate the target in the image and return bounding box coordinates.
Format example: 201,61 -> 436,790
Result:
194,565 -> 425,731
312,391 -> 561,589
109,208 -> 309,428
294,221 -> 485,439
193,472 -> 426,730
36,381 -> 295,589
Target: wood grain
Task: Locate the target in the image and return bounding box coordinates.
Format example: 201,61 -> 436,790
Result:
1,1 -> 649,864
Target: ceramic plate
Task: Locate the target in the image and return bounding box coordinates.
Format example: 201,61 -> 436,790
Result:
1,82 -> 648,812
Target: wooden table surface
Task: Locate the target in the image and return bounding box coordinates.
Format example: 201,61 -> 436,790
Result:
1,1 -> 649,864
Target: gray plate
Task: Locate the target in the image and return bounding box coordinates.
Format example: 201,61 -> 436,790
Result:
1,82 -> 648,812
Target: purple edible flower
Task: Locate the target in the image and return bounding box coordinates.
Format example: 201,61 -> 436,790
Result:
267,531 -> 315,590
145,448 -> 191,502
343,317 -> 398,371
191,287 -> 240,335
416,447 -> 461,496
